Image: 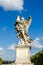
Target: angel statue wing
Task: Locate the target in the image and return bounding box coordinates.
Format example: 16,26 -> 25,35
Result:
16,16 -> 20,22
25,16 -> 32,33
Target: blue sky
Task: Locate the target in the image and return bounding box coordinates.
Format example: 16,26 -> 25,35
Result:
0,0 -> 43,61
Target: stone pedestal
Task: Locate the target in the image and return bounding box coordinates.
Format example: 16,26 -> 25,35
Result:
15,45 -> 34,65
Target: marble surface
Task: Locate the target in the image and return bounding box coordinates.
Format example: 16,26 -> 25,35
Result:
15,45 -> 34,65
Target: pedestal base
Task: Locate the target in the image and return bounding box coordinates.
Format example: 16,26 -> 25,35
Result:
15,63 -> 33,65
15,45 -> 34,65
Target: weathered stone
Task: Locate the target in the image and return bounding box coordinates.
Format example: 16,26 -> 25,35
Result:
15,45 -> 34,65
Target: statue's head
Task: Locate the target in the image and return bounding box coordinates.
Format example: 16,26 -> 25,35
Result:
21,17 -> 24,20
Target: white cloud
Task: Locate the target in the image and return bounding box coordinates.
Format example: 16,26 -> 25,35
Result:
4,54 -> 14,58
8,44 -> 15,51
0,47 -> 3,52
0,0 -> 24,11
41,36 -> 43,39
4,53 -> 15,61
2,26 -> 7,31
31,37 -> 42,49
31,53 -> 36,56
0,47 -> 3,54
35,37 -> 40,41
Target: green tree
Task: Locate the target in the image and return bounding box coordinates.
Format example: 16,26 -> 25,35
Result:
0,58 -> 3,65
31,50 -> 43,65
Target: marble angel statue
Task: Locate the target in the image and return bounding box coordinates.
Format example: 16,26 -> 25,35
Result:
14,16 -> 32,45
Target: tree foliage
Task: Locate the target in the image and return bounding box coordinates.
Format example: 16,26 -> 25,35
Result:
2,60 -> 15,64
0,58 -> 3,65
31,50 -> 43,65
